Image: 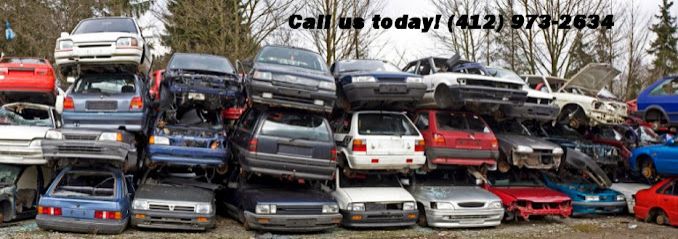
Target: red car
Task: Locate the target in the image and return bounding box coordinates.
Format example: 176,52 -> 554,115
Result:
634,177 -> 678,226
149,69 -> 165,101
411,110 -> 498,170
0,57 -> 57,104
484,171 -> 572,221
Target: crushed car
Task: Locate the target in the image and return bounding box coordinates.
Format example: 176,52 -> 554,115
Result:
633,177 -> 678,227
0,164 -> 51,224
0,103 -> 61,165
629,135 -> 678,182
0,57 -> 58,105
486,67 -> 559,121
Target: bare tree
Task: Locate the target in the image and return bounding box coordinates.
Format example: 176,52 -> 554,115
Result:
431,0 -> 490,62
621,0 -> 652,99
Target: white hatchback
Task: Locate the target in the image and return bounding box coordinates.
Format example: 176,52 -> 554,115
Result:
332,111 -> 426,170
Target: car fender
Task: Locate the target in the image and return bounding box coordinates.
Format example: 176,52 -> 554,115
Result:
642,105 -> 670,121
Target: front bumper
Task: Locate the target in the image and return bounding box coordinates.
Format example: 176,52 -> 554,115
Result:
244,211 -> 341,232
502,103 -> 559,121
131,209 -> 215,231
571,201 -> 627,216
148,145 -> 228,167
62,111 -> 145,132
342,82 -> 426,102
248,79 -> 336,113
55,47 -> 143,66
425,208 -> 503,228
41,139 -> 136,162
588,110 -> 625,125
507,202 -> 572,220
426,147 -> 498,167
448,85 -> 527,106
0,145 -> 47,164
347,154 -> 425,170
238,148 -> 336,180
340,209 -> 418,228
36,214 -> 128,234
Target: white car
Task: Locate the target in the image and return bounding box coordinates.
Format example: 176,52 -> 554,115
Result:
332,111 -> 426,170
487,67 -> 559,121
0,103 -> 61,165
523,63 -> 627,128
54,17 -> 152,75
326,169 -> 418,228
610,183 -> 650,214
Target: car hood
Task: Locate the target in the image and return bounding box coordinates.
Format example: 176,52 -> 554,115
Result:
254,62 -> 333,83
136,184 -> 213,203
559,63 -> 620,92
410,186 -> 499,202
561,148 -> 612,188
496,134 -> 560,150
492,186 -> 569,202
243,188 -> 335,204
610,183 -> 650,197
0,126 -> 50,141
66,32 -> 139,43
341,187 -> 414,203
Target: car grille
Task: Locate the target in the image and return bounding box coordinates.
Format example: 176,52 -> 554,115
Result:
448,215 -> 491,220
526,97 -> 552,105
465,79 -> 522,90
376,77 -> 405,82
86,101 -> 117,111
57,146 -> 101,153
457,202 -> 485,208
275,205 -> 323,215
148,203 -> 195,212
63,134 -> 98,141
365,202 -> 403,211
77,44 -> 112,48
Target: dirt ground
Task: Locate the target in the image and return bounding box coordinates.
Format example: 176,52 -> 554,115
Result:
0,215 -> 676,239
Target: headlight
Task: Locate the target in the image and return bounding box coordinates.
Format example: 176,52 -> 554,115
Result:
149,136 -> 170,145
489,201 -> 503,209
195,203 -> 212,214
552,147 -> 564,155
45,130 -> 63,140
116,37 -> 139,48
322,204 -> 339,214
403,202 -> 416,211
255,204 -> 276,214
349,202 -> 365,211
352,76 -> 376,83
592,100 -> 603,109
457,78 -> 466,85
514,145 -> 533,153
132,200 -> 149,210
253,71 -> 272,81
57,40 -> 73,51
405,77 -> 422,83
432,202 -> 454,210
616,195 -> 626,201
584,195 -> 600,201
318,81 -> 336,90
29,140 -> 42,147
612,149 -> 619,156
99,132 -> 122,142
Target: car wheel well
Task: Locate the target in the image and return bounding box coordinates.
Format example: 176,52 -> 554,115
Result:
648,207 -> 667,223
645,109 -> 667,123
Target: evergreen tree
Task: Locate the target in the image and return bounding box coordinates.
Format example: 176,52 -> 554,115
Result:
647,0 -> 678,77
565,31 -> 595,78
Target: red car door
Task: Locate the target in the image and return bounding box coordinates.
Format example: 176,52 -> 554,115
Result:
665,179 -> 678,224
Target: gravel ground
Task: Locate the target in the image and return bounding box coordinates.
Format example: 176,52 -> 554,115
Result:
1,215 -> 676,239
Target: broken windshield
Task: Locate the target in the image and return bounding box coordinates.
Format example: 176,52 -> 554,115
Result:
488,170 -> 543,187
52,171 -> 116,199
0,107 -> 53,127
0,164 -> 21,185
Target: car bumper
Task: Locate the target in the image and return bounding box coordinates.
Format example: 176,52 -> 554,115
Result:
148,145 -> 228,167
426,148 -> 498,167
342,82 -> 426,102
55,48 -> 143,66
244,211 -> 341,232
425,208 -> 503,228
239,149 -> 336,180
63,111 -> 144,132
168,81 -> 242,100
0,146 -> 47,164
448,85 -> 527,106
42,139 -> 136,162
131,209 -> 215,231
36,214 -> 128,234
588,110 -> 625,125
502,103 -> 559,121
340,210 -> 418,228
249,79 -> 336,113
507,203 -> 572,220
347,154 -> 425,170
571,201 -> 627,216
511,152 -> 560,170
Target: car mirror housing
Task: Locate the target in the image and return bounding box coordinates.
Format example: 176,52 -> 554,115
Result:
60,32 -> 70,38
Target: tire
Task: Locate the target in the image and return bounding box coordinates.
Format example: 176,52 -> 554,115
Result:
640,158 -> 657,183
417,207 -> 428,227
498,152 -> 511,173
503,210 -> 516,222
655,210 -> 669,225
559,105 -> 587,129
434,85 -> 451,109
646,110 -> 666,131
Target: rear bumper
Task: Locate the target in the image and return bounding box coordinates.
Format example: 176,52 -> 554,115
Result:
347,154 -> 425,170
239,149 -> 336,180
0,145 -> 47,164
36,214 -> 128,234
571,201 -> 626,216
425,208 -> 503,228
249,79 -> 335,113
340,209 -> 418,228
502,103 -> 559,121
63,111 -> 144,132
244,211 -> 341,232
426,147 -> 498,167
148,145 -> 228,167
131,209 -> 215,231
41,139 -> 136,162
448,85 -> 527,106
343,82 -> 426,102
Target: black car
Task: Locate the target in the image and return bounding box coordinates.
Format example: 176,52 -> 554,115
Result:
220,170 -> 341,232
244,46 -> 336,113
331,59 -> 425,110
231,107 -> 337,180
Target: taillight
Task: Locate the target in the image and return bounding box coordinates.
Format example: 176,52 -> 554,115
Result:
432,133 -> 446,145
0,67 -> 8,74
330,147 -> 337,161
248,138 -> 258,152
491,139 -> 498,149
95,210 -> 122,220
352,139 -> 366,152
415,140 -> 425,152
129,96 -> 143,110
38,206 -> 62,216
63,96 -> 74,110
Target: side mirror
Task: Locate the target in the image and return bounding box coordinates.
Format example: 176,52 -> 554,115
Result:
399,178 -> 410,186
66,76 -> 76,84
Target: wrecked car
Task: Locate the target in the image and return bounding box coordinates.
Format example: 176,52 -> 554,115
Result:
231,108 -> 336,180
610,183 -> 650,214
245,45 -> 336,113
403,55 -> 526,112
485,118 -> 563,173
523,63 -> 626,128
1,164 -> 50,223
0,103 -> 60,165
636,76 -> 678,129
221,170 -> 341,232
0,57 -> 58,105
587,125 -> 633,162
487,67 -> 559,121
484,169 -> 572,221
159,53 -> 243,111
331,111 -> 426,171
131,167 -> 217,231
331,59 -> 425,110
633,177 -> 678,227
405,168 -> 504,228
411,110 -> 498,170
328,169 -> 418,228
629,136 -> 678,182
36,167 -> 133,234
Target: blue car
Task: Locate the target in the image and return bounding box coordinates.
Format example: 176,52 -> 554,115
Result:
36,167 -> 133,234
62,72 -> 148,132
147,109 -> 229,169
629,136 -> 678,182
637,76 -> 678,127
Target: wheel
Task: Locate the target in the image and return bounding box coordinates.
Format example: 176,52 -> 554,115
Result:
417,207 -> 428,227
497,153 -> 511,173
645,110 -> 666,131
559,106 -> 587,129
656,210 -> 669,225
640,158 -> 657,183
338,154 -> 348,169
434,85 -> 451,109
503,210 -> 516,221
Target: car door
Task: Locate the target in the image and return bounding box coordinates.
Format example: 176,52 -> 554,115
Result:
668,179 -> 678,221
653,142 -> 678,175
643,78 -> 678,122
412,111 -> 431,145
332,113 -> 352,148
231,108 -> 260,154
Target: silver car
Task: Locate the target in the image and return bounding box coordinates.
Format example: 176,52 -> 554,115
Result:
405,169 -> 504,228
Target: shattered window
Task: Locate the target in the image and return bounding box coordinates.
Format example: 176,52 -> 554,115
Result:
488,170 -> 543,187
358,113 -> 419,136
650,79 -> 678,96
256,46 -> 327,72
0,164 -> 21,185
0,107 -> 53,127
260,111 -> 331,141
52,171 -> 116,199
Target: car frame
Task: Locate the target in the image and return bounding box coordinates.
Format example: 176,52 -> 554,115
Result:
0,57 -> 58,105
0,164 -> 50,223
633,177 -> 678,226
0,103 -> 60,165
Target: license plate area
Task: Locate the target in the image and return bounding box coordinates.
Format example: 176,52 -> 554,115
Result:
287,219 -> 315,227
188,93 -> 205,100
86,101 -> 117,111
379,85 -> 407,93
278,144 -> 312,157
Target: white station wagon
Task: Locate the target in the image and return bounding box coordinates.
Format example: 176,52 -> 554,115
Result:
332,111 -> 426,170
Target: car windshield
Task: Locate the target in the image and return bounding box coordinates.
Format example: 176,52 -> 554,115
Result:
340,173 -> 401,188
487,68 -> 523,82
490,120 -> 530,136
358,113 -> 419,136
256,46 -> 327,72
435,112 -> 490,133
73,18 -> 137,34
336,60 -> 401,73
0,164 -> 22,185
74,74 -> 135,95
52,171 -> 116,199
168,54 -> 234,74
414,169 -> 475,186
489,170 -> 543,187
0,107 -> 53,127
0,58 -> 46,64
260,112 -> 331,141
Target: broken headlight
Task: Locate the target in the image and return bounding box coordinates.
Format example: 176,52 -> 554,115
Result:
431,202 -> 454,210
253,71 -> 272,81
255,204 -> 276,214
514,145 -> 533,154
45,130 -> 63,140
592,100 -> 604,109
552,147 -> 564,155
322,204 -> 339,213
195,203 -> 212,214
403,202 -> 416,211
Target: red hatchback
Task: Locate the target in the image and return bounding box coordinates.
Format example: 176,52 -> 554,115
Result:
634,177 -> 678,227
412,110 -> 498,170
0,57 -> 57,104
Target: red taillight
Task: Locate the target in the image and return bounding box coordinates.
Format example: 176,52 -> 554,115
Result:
406,158 -> 413,163
330,147 -> 337,161
38,206 -> 62,216
371,159 -> 379,164
0,67 -> 7,74
63,97 -> 74,110
129,96 -> 143,110
432,133 -> 446,145
95,210 -> 122,220
491,139 -> 498,149
248,138 -> 258,152
352,139 -> 366,152
415,140 -> 425,152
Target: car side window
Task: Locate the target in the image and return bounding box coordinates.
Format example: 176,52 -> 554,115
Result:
334,114 -> 352,134
433,59 -> 448,73
403,61 -> 419,74
418,59 -> 433,75
414,113 -> 429,130
239,109 -> 260,132
650,79 -> 678,96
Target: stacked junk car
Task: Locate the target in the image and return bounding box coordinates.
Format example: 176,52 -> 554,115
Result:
1,16 -> 678,238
